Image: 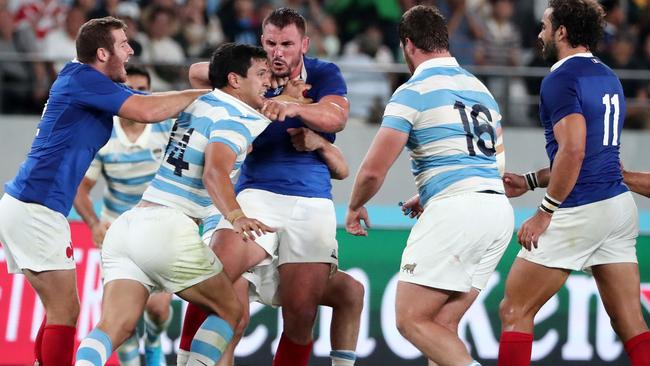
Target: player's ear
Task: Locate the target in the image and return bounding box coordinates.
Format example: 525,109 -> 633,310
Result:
301,35 -> 310,54
556,25 -> 567,43
404,38 -> 415,55
227,72 -> 240,89
96,47 -> 110,63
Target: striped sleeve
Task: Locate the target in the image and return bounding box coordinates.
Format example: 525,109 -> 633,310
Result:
85,153 -> 103,181
208,119 -> 252,155
381,87 -> 418,134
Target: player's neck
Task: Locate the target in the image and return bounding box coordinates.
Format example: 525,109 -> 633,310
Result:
557,45 -> 590,62
413,50 -> 452,69
119,118 -> 146,142
289,58 -> 304,80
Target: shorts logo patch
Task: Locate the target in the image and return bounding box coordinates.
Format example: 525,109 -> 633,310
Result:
402,263 -> 417,275
66,242 -> 74,259
330,249 -> 338,260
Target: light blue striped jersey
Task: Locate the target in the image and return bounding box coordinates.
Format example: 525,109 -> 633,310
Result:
142,89 -> 271,220
381,57 -> 505,207
86,117 -> 173,222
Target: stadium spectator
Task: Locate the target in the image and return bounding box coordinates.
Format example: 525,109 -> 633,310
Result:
177,0 -> 225,58
475,0 -> 521,66
138,6 -> 185,90
438,0 -> 484,65
88,0 -> 120,20
13,0 -> 66,46
498,1 -> 650,365
346,5 -> 512,366
42,6 -> 87,74
220,0 -> 261,45
0,8 -> 33,113
115,1 -> 144,58
73,65 -> 174,366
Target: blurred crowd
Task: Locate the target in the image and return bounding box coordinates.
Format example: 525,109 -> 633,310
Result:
1,0 -> 650,127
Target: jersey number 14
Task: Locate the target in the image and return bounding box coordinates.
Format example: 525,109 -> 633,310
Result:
602,93 -> 620,146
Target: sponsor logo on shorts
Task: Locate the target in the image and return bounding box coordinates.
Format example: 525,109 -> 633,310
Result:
330,249 -> 338,260
402,263 -> 416,275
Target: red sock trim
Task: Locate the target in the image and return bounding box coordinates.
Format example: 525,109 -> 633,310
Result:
625,331 -> 650,354
501,331 -> 534,342
179,303 -> 209,351
41,324 -> 76,366
498,331 -> 534,366
272,333 -> 313,366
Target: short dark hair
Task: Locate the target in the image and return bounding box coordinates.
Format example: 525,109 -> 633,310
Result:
399,5 -> 449,53
262,7 -> 306,36
209,43 -> 268,89
549,0 -> 605,51
76,16 -> 127,64
125,64 -> 151,87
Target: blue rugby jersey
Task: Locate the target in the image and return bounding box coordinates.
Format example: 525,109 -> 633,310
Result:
85,118 -> 174,222
540,53 -> 628,207
5,61 -> 135,215
380,57 -> 504,207
235,57 -> 347,199
142,89 -> 271,219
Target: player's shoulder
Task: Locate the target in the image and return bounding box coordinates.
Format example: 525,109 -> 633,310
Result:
304,56 -> 342,75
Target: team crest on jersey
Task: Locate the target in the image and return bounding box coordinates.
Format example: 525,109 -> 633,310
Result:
402,263 -> 417,275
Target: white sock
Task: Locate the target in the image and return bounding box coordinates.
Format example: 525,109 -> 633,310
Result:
330,349 -> 356,366
75,328 -> 113,366
116,332 -> 141,366
176,349 -> 190,366
468,361 -> 482,366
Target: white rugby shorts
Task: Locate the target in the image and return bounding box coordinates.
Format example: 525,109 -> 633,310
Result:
0,194 -> 75,274
215,189 -> 338,267
399,192 -> 514,292
518,191 -> 638,271
102,206 -> 223,293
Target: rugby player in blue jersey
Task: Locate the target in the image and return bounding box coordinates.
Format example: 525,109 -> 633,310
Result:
75,43 -> 278,366
181,8 -> 364,366
74,65 -> 174,366
0,17 -> 207,366
346,5 -> 512,366
498,1 -> 650,365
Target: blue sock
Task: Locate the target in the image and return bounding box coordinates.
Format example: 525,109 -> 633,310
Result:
187,315 -> 233,365
75,328 -> 113,366
116,332 -> 140,366
330,349 -> 357,365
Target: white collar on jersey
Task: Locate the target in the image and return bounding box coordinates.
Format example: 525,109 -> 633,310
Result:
113,115 -> 152,148
412,57 -> 460,78
550,52 -> 594,72
294,58 -> 308,81
210,88 -> 271,122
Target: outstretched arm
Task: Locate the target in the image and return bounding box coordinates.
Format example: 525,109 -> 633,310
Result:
623,170 -> 650,198
118,89 -> 209,123
346,127 -> 408,236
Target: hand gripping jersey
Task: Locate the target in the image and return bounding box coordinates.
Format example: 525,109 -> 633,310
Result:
380,57 -> 505,207
540,53 -> 628,207
5,61 -> 135,215
142,89 -> 271,220
235,57 -> 347,199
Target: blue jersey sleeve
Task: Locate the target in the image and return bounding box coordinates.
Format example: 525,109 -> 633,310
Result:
310,62 -> 347,101
72,68 -> 134,115
542,71 -> 583,126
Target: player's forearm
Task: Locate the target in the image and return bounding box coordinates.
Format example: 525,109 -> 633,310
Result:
203,167 -> 242,219
296,102 -> 347,133
317,143 -> 349,180
546,148 -> 584,202
119,90 -> 209,123
73,191 -> 100,228
188,62 -> 211,89
348,168 -> 386,211
623,170 -> 650,198
534,167 -> 551,188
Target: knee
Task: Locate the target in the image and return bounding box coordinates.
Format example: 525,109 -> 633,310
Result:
395,310 -> 420,340
499,297 -> 530,328
145,299 -> 170,324
336,278 -> 365,312
47,298 -> 80,326
283,301 -> 318,326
